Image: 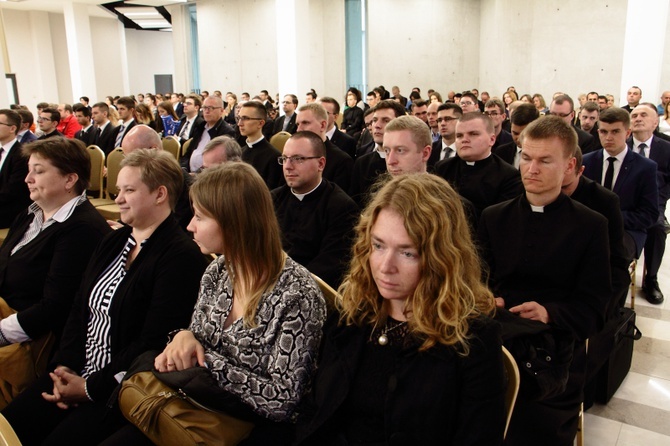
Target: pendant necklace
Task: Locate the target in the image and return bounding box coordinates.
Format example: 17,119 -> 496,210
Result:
378,320 -> 408,346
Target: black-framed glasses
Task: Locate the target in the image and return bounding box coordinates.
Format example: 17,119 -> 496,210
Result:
202,106 -> 222,112
236,116 -> 263,123
278,155 -> 321,165
460,101 -> 475,106
547,111 -> 572,118
484,111 -> 501,117
0,122 -> 13,127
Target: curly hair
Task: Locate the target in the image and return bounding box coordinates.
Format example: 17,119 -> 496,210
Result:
337,174 -> 495,353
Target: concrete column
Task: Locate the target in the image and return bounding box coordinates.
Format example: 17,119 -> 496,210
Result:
62,1 -> 97,101
275,0 -> 310,101
116,20 -> 130,95
28,11 -> 59,103
619,0 -> 669,106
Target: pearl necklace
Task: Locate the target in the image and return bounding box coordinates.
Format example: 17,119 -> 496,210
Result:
378,321 -> 408,346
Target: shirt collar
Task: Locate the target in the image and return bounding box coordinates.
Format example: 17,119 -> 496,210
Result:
325,126 -> 336,140
246,135 -> 264,147
291,179 -> 322,201
632,136 -> 653,150
1,138 -> 18,151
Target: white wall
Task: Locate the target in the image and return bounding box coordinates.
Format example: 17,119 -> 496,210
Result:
125,28 -> 175,96
90,17 -> 126,101
366,0 -> 481,100
49,12 -> 73,103
306,0 -> 347,99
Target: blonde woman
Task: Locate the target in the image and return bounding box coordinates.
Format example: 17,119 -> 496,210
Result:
296,174 -> 505,445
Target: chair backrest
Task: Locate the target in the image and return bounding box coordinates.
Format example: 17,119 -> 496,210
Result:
269,131 -> 292,153
502,346 -> 520,438
87,145 -> 105,198
162,136 -> 180,160
181,138 -> 192,158
0,413 -> 21,446
311,274 -> 339,314
105,148 -> 126,199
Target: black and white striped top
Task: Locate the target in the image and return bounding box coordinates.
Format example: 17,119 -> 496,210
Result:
81,235 -> 143,378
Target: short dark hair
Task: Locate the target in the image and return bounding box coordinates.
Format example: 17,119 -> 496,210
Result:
375,99 -> 406,118
0,109 -> 21,133
116,96 -> 136,109
599,107 -> 631,128
36,102 -> 49,110
598,95 -> 608,102
581,101 -> 600,113
511,103 -> 540,126
437,102 -> 463,116
285,94 -> 298,106
319,96 -> 340,115
241,101 -> 267,121
74,104 -> 92,118
411,100 -> 428,110
185,94 -> 202,108
290,131 -> 326,158
16,109 -> 33,127
92,102 -> 109,114
459,112 -> 494,134
409,91 -> 421,101
306,91 -> 317,100
461,92 -> 478,104
41,108 -> 60,123
587,91 -> 598,98
22,137 -> 91,194
485,99 -> 505,114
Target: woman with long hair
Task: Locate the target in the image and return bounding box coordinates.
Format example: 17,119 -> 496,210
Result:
532,93 -> 548,114
296,174 -> 506,445
224,93 -> 238,125
156,101 -> 179,136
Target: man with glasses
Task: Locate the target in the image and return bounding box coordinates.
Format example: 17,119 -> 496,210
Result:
432,103 -> 462,163
175,94 -> 203,146
36,108 -> 63,140
434,112 -> 522,219
296,103 -> 353,192
484,98 -> 513,151
549,94 -> 597,154
272,94 -> 298,136
0,109 -> 31,228
238,101 -> 284,189
459,92 -> 480,114
272,131 -> 358,288
181,96 -> 235,173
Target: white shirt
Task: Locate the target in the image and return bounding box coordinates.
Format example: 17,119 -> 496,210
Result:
325,126 -> 336,141
190,123 -> 214,172
440,140 -> 456,160
601,147 -> 628,188
632,136 -> 653,157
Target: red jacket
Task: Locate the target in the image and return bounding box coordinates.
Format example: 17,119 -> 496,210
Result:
57,114 -> 82,139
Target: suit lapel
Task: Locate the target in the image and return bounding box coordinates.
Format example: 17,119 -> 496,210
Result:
613,150 -> 634,195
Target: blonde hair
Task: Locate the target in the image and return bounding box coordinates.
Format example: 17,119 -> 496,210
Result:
338,174 -> 494,353
190,162 -> 285,327
120,149 -> 183,210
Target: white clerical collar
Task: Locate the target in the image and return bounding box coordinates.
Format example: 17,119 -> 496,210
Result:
375,145 -> 386,159
530,205 -> 544,213
291,179 -> 322,201
246,135 -> 264,147
465,152 -> 491,166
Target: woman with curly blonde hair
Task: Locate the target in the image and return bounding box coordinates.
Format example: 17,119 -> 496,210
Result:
296,173 -> 506,445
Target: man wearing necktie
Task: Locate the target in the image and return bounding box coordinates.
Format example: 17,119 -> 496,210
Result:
431,103 -> 462,164
582,107 -> 659,268
626,104 -> 670,303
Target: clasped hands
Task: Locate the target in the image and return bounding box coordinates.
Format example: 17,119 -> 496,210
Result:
41,366 -> 88,410
495,297 -> 550,324
154,330 -> 206,373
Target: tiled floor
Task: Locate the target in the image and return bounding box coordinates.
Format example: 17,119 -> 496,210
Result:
583,209 -> 670,445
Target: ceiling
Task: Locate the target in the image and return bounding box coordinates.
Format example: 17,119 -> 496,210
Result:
0,0 -> 190,26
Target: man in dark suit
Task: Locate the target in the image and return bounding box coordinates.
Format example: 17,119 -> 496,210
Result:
550,95 -> 598,154
113,97 -> 137,149
171,93 -> 184,118
626,103 -> 670,303
434,112 -> 523,219
355,108 -> 375,158
485,98 -> 514,152
36,108 -> 63,140
272,94 -> 298,135
320,97 -> 356,159
181,96 -> 235,173
16,110 -> 37,144
296,102 -> 353,192
236,101 -> 284,190
479,116 -> 611,446
429,103 -> 462,167
582,107 -> 659,266
90,102 -> 118,155
0,109 -> 31,228
175,94 -> 203,146
73,105 -> 95,147
494,103 -> 540,168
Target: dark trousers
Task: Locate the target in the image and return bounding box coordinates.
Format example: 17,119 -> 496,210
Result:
643,223 -> 667,280
1,373 -> 126,446
504,342 -> 586,446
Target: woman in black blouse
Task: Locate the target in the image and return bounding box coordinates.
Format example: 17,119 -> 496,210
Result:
2,149 -> 207,445
0,138 -> 110,408
296,174 -> 506,445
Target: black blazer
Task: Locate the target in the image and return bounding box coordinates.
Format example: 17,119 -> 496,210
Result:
75,126 -> 96,147
53,216 -> 208,401
0,140 -> 31,228
582,149 -> 659,256
93,122 -> 120,155
340,107 -> 364,136
175,115 -> 204,146
0,200 -> 110,340
323,140 -> 354,193
181,118 -> 236,171
329,128 -> 356,159
627,135 -> 670,217
272,113 -> 297,135
492,141 -> 518,167
19,132 -> 37,144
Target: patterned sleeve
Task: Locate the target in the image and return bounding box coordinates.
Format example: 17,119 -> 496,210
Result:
190,257 -> 326,422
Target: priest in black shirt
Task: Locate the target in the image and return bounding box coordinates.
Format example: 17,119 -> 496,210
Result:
478,116 -> 610,446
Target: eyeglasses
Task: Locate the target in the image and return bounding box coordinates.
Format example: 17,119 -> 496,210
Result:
282,101 -> 294,105
548,111 -> 572,118
277,155 -> 321,165
460,101 -> 475,106
484,111 -> 501,117
202,106 -> 222,112
37,117 -> 52,123
437,117 -> 458,123
0,122 -> 13,127
184,102 -> 195,107
236,116 -> 263,123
